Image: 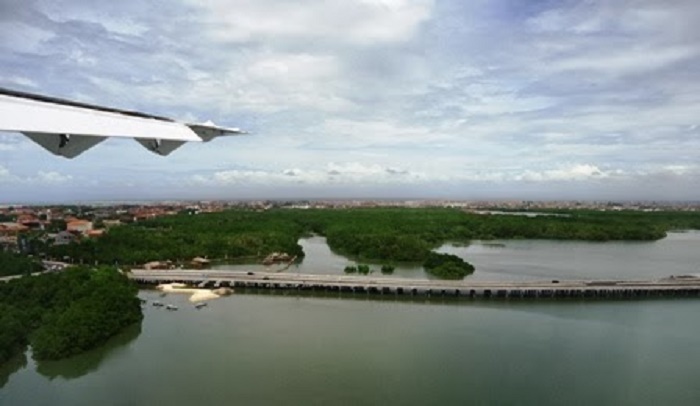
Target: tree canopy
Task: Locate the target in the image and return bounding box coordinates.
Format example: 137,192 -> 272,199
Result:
423,252 -> 475,279
42,207 -> 699,267
0,267 -> 142,364
0,251 -> 42,277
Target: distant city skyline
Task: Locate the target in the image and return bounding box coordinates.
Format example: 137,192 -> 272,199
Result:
1,0 -> 699,203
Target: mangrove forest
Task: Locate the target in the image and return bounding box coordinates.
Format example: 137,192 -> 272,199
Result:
0,267 -> 143,364
43,208 -> 700,269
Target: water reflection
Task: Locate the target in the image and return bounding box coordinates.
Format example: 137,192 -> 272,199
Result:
0,351 -> 28,388
35,322 -> 142,381
2,291 -> 700,404
215,235 -> 430,279
214,232 -> 700,281
439,231 -> 700,281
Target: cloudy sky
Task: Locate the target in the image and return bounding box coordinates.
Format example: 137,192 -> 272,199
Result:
1,0 -> 699,203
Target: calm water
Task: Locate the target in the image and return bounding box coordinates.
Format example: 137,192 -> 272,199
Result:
217,231 -> 700,281
2,294 -> 700,405
439,231 -> 700,281
2,232 -> 700,405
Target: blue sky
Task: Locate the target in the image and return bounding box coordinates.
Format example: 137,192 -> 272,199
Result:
1,0 -> 699,203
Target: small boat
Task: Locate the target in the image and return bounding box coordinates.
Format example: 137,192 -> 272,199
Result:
166,304 -> 178,311
194,302 -> 208,309
152,301 -> 164,307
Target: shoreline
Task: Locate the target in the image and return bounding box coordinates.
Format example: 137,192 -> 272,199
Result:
156,283 -> 224,302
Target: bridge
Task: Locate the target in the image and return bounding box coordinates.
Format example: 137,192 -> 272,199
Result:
128,269 -> 700,300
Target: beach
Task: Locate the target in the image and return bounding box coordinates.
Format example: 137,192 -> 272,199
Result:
156,283 -> 221,302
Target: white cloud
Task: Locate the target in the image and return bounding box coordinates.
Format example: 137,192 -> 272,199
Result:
550,46 -> 698,76
311,118 -> 452,147
660,164 -> 699,176
189,162 -> 426,186
2,0 -> 700,201
1,76 -> 38,89
85,49 -> 354,114
0,21 -> 55,53
188,162 -> 631,187
0,165 -> 14,182
248,54 -> 339,81
0,166 -> 73,185
32,171 -> 73,184
186,0 -> 433,45
515,164 -> 617,182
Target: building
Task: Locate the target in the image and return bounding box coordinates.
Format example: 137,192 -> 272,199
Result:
66,220 -> 93,234
16,214 -> 44,229
86,229 -> 105,238
53,231 -> 77,245
102,219 -> 122,228
0,222 -> 29,235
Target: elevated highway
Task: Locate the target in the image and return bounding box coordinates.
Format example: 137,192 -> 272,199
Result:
129,269 -> 700,299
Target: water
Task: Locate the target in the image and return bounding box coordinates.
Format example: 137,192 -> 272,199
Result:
216,231 -> 700,281
2,232 -> 700,405
2,294 -> 700,405
438,231 -> 700,281
213,236 -> 433,279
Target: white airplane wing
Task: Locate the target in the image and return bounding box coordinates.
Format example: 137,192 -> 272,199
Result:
0,87 -> 246,158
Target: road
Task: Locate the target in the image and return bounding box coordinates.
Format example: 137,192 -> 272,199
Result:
129,269 -> 700,297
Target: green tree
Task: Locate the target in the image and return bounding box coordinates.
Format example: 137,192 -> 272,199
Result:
0,251 -> 42,277
0,266 -> 142,363
380,264 -> 395,274
423,252 -> 475,280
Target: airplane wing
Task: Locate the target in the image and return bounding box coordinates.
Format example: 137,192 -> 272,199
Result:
0,87 -> 246,158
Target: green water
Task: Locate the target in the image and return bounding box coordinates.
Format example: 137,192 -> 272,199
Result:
2,292 -> 700,405
3,233 -> 700,405
216,231 -> 700,281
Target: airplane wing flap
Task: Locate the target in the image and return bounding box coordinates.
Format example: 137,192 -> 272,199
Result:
23,132 -> 106,159
135,138 -> 186,156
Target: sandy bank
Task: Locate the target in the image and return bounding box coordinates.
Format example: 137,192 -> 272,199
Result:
156,283 -> 221,302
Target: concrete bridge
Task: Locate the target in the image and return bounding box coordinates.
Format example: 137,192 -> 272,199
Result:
128,269 -> 700,300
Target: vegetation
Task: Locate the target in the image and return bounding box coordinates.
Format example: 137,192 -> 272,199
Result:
47,210 -> 306,265
381,264 -> 395,274
40,207 -> 699,269
423,252 -> 475,280
0,267 -> 142,364
0,304 -> 28,364
6,207 -> 693,363
357,264 -> 371,275
344,264 -> 395,275
0,250 -> 42,277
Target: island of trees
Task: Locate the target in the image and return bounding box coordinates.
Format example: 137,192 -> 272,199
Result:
43,208 -> 699,273
0,267 -> 142,364
423,252 -> 475,279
